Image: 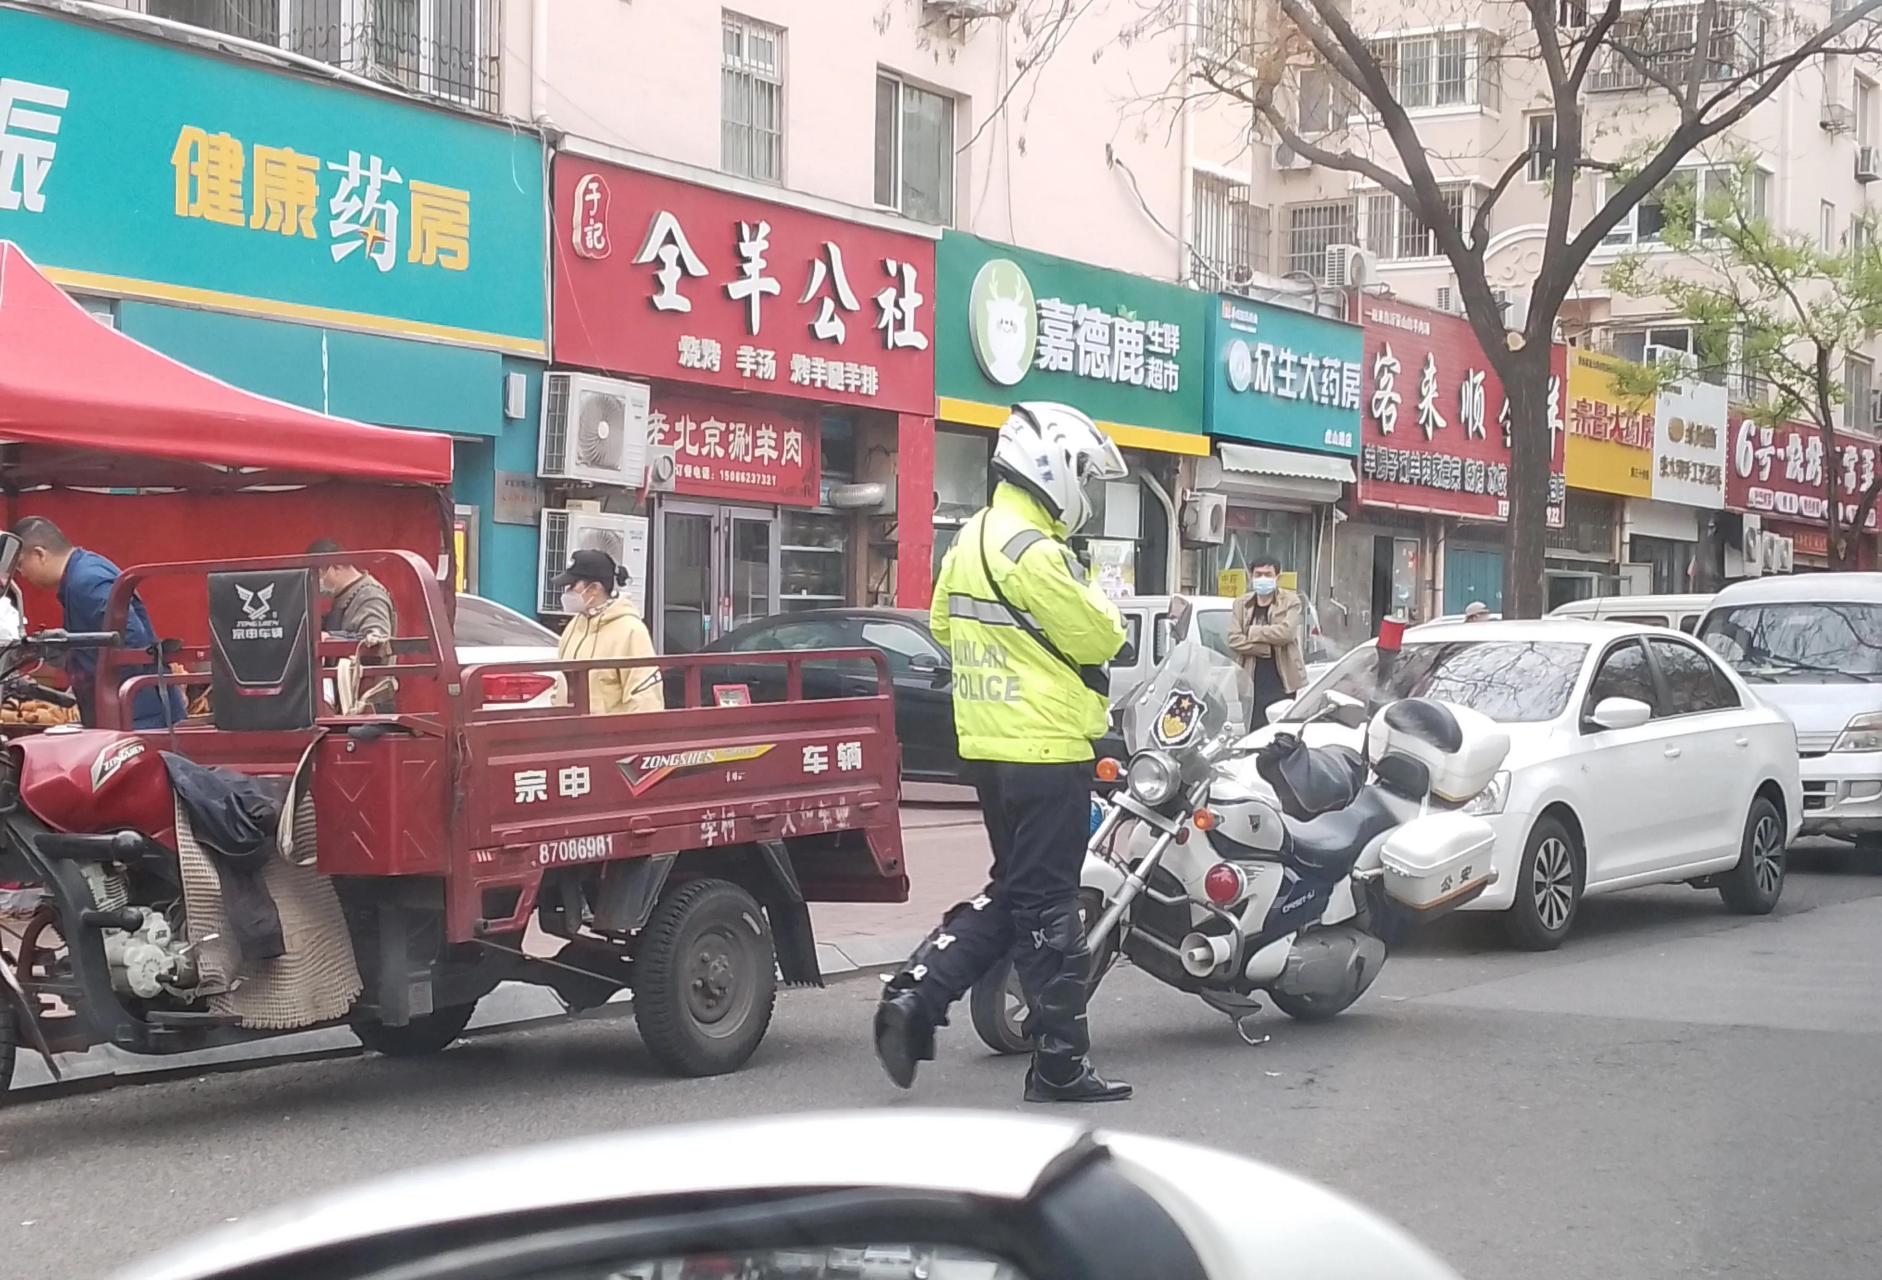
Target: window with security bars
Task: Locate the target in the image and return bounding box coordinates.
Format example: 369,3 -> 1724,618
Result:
1286,201 -> 1357,278
1588,4 -> 1766,92
143,0 -> 494,109
1363,186 -> 1470,261
1364,30 -> 1498,112
1196,0 -> 1253,63
723,11 -> 786,184
1847,356 -> 1874,431
1192,173 -> 1269,285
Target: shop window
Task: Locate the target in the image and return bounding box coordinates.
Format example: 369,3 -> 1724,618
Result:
935,430 -> 992,525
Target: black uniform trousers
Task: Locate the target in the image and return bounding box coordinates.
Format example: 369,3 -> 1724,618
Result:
886,759 -> 1095,1077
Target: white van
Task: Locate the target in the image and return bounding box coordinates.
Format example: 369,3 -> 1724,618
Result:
1550,593 -> 1714,634
1696,574 -> 1882,847
1108,594 -> 1338,706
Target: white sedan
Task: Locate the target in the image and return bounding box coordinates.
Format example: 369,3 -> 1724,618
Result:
1256,619 -> 1802,949
454,594 -> 562,709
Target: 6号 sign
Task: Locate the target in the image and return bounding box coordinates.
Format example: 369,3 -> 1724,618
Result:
1726,411 -> 1881,530
552,156 -> 936,415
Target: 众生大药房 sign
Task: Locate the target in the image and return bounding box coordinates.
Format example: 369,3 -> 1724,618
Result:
1206,295 -> 1365,457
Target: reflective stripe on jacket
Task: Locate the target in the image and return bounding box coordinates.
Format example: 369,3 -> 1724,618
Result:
929,483 -> 1125,763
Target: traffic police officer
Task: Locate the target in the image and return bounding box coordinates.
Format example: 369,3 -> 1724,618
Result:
875,402 -> 1132,1103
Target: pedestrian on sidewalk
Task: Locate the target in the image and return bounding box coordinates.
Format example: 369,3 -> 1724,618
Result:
874,401 -> 1133,1105
1227,554 -> 1306,730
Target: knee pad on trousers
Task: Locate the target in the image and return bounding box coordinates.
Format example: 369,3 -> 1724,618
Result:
880,894 -> 1000,1021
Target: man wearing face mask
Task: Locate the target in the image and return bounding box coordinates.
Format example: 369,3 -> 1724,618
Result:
1227,554 -> 1307,730
307,541 -> 397,642
553,548 -> 664,715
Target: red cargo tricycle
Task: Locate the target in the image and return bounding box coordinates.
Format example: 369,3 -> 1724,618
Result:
0,546 -> 906,1096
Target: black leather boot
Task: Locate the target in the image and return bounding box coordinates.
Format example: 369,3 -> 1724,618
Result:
1024,1061 -> 1134,1104
873,990 -> 937,1089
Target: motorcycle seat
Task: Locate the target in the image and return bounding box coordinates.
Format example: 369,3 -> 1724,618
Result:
1280,787 -> 1401,878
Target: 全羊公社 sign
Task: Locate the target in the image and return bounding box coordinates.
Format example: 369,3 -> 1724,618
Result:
0,6 -> 547,356
552,153 -> 937,417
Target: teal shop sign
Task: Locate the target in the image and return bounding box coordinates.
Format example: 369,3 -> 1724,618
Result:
1205,295 -> 1364,456
938,232 -> 1210,456
0,8 -> 546,356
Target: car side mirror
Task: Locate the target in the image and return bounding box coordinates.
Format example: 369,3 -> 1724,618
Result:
1589,696 -> 1653,731
909,652 -> 951,683
1115,640 -> 1139,667
1168,595 -> 1194,643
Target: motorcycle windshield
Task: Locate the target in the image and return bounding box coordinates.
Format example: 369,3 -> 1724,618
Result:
1119,628 -> 1252,755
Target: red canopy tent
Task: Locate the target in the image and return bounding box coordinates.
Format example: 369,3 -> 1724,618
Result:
0,242 -> 455,637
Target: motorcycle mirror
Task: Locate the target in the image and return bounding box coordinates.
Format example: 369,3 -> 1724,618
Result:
128,1113 -> 1462,1280
0,531 -> 19,586
1168,595 -> 1194,643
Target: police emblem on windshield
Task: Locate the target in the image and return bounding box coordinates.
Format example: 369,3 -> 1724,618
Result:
1154,689 -> 1202,748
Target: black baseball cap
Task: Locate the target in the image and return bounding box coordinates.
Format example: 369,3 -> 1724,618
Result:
553,548 -> 620,589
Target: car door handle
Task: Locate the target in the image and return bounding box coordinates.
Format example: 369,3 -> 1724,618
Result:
1663,746 -> 1682,759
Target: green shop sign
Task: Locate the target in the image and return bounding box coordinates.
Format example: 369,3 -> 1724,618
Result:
0,7 -> 546,356
1205,295 -> 1364,456
937,232 -> 1210,455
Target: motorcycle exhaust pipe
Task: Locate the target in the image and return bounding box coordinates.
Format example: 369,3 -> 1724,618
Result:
1179,931 -> 1233,978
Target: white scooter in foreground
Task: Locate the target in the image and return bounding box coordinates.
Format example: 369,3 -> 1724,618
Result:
972,604 -> 1510,1049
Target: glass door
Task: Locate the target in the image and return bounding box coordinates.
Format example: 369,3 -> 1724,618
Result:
726,510 -> 778,635
656,503 -> 780,652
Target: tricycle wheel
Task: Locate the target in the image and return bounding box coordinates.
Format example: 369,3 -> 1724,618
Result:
353,1002 -> 477,1057
633,878 -> 776,1077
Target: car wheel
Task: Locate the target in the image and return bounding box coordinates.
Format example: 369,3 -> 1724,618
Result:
1503,816 -> 1582,951
633,878 -> 776,1077
1719,795 -> 1786,915
353,1002 -> 478,1057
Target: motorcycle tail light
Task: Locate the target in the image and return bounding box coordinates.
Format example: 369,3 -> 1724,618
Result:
1203,862 -> 1246,906
1095,757 -> 1123,783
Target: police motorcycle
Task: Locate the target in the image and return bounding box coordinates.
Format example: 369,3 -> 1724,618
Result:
969,601 -> 1510,1049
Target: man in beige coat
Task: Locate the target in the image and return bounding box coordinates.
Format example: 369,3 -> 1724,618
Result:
1226,554 -> 1307,729
553,549 -> 664,715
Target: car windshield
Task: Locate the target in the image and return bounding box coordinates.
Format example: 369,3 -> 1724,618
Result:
454,595 -> 555,648
1285,639 -> 1589,724
1698,601 -> 1882,680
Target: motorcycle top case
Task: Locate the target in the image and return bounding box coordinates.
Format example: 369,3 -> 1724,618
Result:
1379,812 -> 1496,911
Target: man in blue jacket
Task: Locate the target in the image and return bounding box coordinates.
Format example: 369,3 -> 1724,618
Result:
11,517 -> 182,729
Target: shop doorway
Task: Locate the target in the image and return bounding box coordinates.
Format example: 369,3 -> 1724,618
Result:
1370,535 -> 1420,630
656,501 -> 779,654
1443,547 -> 1503,615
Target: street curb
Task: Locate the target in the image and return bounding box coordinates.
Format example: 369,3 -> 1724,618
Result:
9,928 -> 922,1097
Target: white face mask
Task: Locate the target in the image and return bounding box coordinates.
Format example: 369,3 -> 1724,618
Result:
1251,576 -> 1278,596
560,588 -> 591,616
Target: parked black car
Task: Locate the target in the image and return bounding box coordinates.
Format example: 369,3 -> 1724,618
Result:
668,607 -> 1126,786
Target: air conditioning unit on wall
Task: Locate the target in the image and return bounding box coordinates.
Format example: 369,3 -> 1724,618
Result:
538,508 -> 651,616
539,372 -> 653,487
1180,492 -> 1228,545
1323,243 -> 1376,289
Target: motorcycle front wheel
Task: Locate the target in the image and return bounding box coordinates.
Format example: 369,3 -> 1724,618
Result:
968,889 -> 1113,1057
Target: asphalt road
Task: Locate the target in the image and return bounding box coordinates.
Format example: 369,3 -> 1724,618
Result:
5,845 -> 1882,1280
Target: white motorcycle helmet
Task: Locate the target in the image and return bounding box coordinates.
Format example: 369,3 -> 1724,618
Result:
992,402 -> 1128,534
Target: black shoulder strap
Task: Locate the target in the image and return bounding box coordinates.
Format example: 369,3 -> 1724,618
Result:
977,518 -> 1086,682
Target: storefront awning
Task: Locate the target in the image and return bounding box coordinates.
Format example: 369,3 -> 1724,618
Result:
1218,443 -> 1357,485
0,243 -> 452,488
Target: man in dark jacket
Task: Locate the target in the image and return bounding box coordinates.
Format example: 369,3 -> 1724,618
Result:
307,540 -> 397,641
11,517 -> 184,729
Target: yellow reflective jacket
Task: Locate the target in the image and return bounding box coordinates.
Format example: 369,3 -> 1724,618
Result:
930,483 -> 1126,763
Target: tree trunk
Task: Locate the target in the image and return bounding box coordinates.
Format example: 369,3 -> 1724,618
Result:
1501,344 -> 1554,618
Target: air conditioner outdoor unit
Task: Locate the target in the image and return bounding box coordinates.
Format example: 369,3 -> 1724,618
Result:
1741,515 -> 1764,578
1273,142 -> 1313,171
1323,243 -> 1375,289
1180,492 -> 1228,545
1772,536 -> 1795,574
1858,145 -> 1881,183
538,508 -> 651,616
539,372 -> 652,487
1823,102 -> 1855,134
1643,343 -> 1697,375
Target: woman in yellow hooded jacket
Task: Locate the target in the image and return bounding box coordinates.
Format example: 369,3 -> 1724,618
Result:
552,548 -> 664,715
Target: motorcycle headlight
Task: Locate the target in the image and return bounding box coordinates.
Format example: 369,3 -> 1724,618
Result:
1834,713 -> 1882,753
1126,750 -> 1182,807
1463,770 -> 1511,816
